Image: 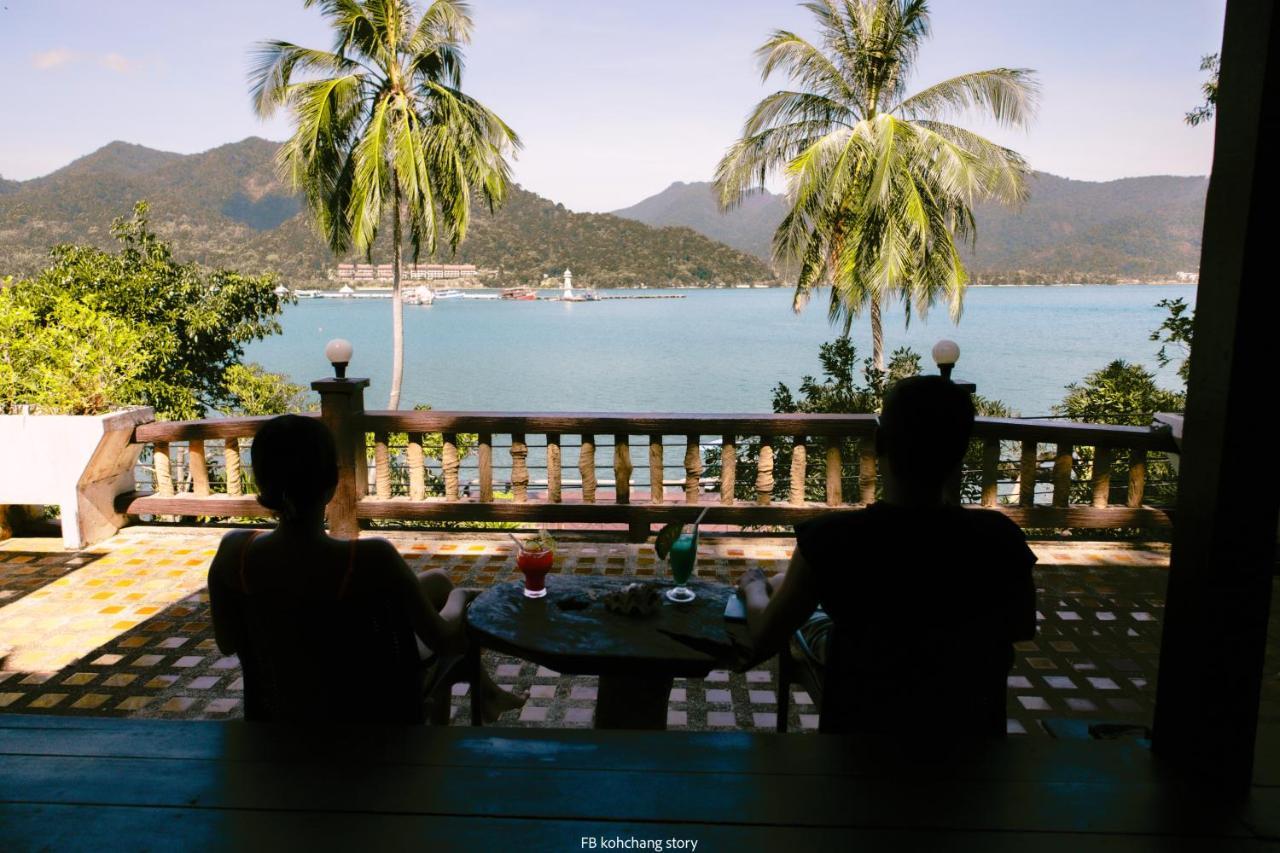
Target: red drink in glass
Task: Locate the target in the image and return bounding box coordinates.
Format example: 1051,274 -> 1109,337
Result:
516,547 -> 554,598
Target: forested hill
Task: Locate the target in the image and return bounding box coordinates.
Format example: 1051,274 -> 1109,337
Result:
613,173 -> 1209,282
0,139 -> 775,288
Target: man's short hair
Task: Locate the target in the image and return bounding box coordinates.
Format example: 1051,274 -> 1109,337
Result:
875,376 -> 976,489
252,414 -> 339,516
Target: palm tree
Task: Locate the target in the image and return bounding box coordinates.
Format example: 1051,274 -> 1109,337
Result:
251,0 -> 519,408
716,0 -> 1037,372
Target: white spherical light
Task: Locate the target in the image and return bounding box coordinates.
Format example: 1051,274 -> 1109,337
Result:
324,338 -> 354,378
931,339 -> 960,366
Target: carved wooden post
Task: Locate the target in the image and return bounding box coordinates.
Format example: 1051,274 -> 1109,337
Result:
614,435 -> 632,504
825,439 -> 842,506
580,435 -> 596,503
789,437 -> 806,505
648,436 -> 664,503
720,436 -> 736,505
154,442 -> 174,497
511,433 -> 529,502
858,440 -> 876,505
313,377 -> 369,539
1018,441 -> 1038,507
224,438 -> 242,497
374,432 -> 392,500
478,433 -> 494,502
442,433 -> 461,500
684,435 -> 702,503
1052,443 -> 1073,508
1127,449 -> 1146,508
1091,446 -> 1112,508
756,439 -> 774,506
189,439 -> 210,497
546,433 -> 561,503
407,435 -> 426,501
980,438 -> 1000,507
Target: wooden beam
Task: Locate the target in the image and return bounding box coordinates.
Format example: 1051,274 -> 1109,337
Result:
1152,0 -> 1280,789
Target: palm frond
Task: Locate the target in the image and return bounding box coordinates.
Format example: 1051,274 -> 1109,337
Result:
894,67 -> 1039,128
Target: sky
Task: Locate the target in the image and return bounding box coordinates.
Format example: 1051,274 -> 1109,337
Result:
0,0 -> 1226,212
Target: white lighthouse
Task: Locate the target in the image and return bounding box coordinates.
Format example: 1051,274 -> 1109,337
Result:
562,268 -> 574,300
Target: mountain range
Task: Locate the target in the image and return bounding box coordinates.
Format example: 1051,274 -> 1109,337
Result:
612,174 -> 1209,282
0,139 -> 774,288
0,138 -> 1208,288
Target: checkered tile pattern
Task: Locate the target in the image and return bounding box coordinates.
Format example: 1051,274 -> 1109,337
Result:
0,527 -> 1267,737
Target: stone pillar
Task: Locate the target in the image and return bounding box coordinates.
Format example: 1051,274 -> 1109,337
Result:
313,378 -> 370,540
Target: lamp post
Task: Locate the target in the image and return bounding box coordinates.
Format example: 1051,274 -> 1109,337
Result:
313,339 -> 368,538
932,339 -> 976,394
324,338 -> 354,380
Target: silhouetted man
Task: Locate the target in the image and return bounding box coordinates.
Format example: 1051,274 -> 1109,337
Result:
738,375 -> 1037,736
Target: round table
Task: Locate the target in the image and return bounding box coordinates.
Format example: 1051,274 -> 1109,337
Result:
466,574 -> 750,729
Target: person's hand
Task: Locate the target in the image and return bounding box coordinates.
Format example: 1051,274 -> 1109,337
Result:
737,568 -> 767,598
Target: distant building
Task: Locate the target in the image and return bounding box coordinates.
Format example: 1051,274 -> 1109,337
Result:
1175,271 -> 1200,283
334,263 -> 492,282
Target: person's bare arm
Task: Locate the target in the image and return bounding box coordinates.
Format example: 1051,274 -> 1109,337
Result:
207,532 -> 248,655
375,540 -> 478,655
737,548 -> 822,657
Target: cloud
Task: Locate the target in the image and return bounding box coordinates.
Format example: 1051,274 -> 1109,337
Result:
31,48 -> 75,70
100,53 -> 137,73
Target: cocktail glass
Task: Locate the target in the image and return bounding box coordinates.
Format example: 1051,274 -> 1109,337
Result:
666,532 -> 697,603
516,547 -> 554,598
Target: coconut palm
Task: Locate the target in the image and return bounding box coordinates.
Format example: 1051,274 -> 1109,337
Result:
251,0 -> 519,408
716,0 -> 1037,371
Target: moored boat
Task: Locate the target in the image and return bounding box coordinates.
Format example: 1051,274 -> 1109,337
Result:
501,287 -> 538,300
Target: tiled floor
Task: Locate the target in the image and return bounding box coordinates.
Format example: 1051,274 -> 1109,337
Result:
0,525 -> 1261,737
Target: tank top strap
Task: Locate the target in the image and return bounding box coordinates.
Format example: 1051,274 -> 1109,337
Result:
336,537 -> 358,599
238,530 -> 264,594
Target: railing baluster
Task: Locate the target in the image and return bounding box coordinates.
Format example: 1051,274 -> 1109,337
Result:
442,433 -> 460,501
756,439 -> 774,506
1091,446 -> 1112,508
789,437 -> 806,505
374,432 -> 392,500
225,438 -> 242,497
580,435 -> 596,503
1053,443 -> 1073,507
825,439 -> 842,506
478,433 -> 494,502
684,435 -> 702,504
154,442 -> 174,497
649,436 -> 664,504
720,436 -> 736,505
510,433 -> 528,502
858,440 -> 876,505
407,435 -> 425,501
546,433 -> 561,503
189,439 -> 209,498
980,438 -> 1000,507
614,434 -> 632,504
1018,441 -> 1037,507
1127,449 -> 1147,508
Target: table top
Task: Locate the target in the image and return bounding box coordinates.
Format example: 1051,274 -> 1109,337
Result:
465,575 -> 750,679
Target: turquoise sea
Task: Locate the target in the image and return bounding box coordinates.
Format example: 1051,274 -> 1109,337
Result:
244,285 -> 1196,418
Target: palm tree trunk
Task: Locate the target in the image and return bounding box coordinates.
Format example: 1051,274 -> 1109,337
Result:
389,177 -> 405,410
870,295 -> 884,373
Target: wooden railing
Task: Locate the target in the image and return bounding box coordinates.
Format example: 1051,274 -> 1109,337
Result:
117,378 -> 1180,540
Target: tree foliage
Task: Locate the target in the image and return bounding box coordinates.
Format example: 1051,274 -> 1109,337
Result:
1150,297 -> 1195,384
715,0 -> 1037,369
251,0 -> 519,408
2,203 -> 287,418
223,363 -> 314,416
1185,53 -> 1219,127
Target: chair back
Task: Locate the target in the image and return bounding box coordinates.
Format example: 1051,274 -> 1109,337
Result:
237,592 -> 426,724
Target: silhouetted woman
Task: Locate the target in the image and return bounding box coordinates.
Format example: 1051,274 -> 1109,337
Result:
208,414 -> 524,723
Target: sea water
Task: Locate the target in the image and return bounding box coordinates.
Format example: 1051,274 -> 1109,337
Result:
245,285 -> 1195,417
